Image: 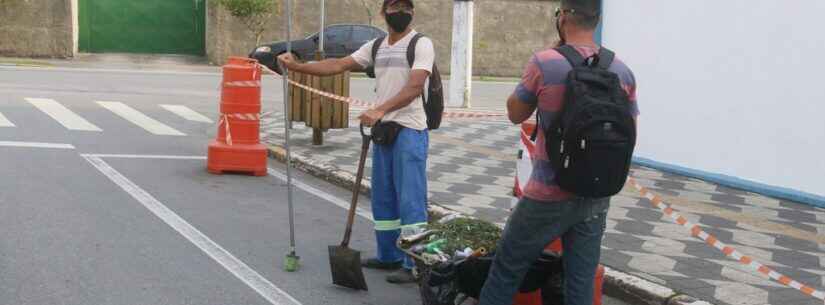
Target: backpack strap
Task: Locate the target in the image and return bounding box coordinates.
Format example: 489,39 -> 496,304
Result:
370,36 -> 385,66
555,45 -> 587,68
407,33 -> 427,103
407,33 -> 424,68
595,47 -> 615,70
557,45 -> 616,70
365,36 -> 385,78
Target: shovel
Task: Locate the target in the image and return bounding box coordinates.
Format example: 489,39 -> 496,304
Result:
328,124 -> 371,291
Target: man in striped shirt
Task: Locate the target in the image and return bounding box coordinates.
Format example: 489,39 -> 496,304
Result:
479,1 -> 638,305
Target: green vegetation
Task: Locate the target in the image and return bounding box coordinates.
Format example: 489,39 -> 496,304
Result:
216,0 -> 279,46
429,217 -> 502,255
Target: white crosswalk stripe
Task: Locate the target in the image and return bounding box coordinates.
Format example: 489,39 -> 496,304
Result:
160,104 -> 214,123
0,111 -> 14,127
26,98 -> 102,131
0,141 -> 75,149
97,101 -> 186,136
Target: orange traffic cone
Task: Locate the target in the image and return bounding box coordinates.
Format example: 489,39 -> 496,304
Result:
593,264 -> 605,305
207,57 -> 268,176
513,290 -> 543,305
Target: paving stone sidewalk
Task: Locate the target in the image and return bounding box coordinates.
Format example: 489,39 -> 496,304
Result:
262,111 -> 825,305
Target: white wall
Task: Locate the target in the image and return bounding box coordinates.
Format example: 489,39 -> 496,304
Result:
603,1 -> 825,197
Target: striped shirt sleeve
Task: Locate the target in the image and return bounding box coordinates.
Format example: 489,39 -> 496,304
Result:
626,70 -> 640,116
514,55 -> 543,106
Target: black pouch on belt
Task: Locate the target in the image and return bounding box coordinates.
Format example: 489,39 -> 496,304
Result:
371,121 -> 404,145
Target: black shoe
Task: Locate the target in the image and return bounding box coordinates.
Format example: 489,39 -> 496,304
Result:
361,257 -> 403,270
386,268 -> 416,284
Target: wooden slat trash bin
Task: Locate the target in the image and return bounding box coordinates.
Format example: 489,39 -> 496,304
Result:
288,70 -> 351,145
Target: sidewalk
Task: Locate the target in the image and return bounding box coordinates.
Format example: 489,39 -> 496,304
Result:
261,110 -> 825,305
0,54 -> 220,73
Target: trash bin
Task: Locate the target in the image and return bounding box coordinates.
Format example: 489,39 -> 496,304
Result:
288,70 -> 351,145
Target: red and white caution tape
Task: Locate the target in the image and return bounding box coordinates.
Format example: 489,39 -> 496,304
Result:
288,78 -> 507,119
627,178 -> 825,303
258,64 -> 508,120
217,113 -> 260,145
224,113 -> 260,121
443,111 -> 507,119
224,80 -> 262,87
286,80 -> 375,108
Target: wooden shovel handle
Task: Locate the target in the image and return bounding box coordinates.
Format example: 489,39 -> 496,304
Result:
341,126 -> 371,247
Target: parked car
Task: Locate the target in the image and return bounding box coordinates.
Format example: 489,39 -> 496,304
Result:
250,24 -> 386,73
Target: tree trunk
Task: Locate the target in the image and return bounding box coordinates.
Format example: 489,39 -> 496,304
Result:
362,0 -> 373,26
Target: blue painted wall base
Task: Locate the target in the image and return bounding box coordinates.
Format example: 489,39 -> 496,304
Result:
632,157 -> 825,209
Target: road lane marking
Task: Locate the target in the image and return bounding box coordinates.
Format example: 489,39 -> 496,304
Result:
77,155 -> 372,222
76,155 -> 372,222
267,167 -> 374,222
26,98 -> 102,131
81,154 -> 206,160
75,154 -> 373,222
0,141 -> 75,149
161,105 -> 214,123
0,65 -> 222,76
83,155 -> 302,305
97,101 -> 186,136
0,111 -> 14,127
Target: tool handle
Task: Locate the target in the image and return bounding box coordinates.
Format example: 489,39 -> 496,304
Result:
360,120 -> 382,137
342,125 -> 371,247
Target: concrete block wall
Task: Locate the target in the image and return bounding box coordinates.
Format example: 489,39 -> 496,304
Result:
207,0 -> 561,77
0,0 -> 75,58
0,0 -> 561,76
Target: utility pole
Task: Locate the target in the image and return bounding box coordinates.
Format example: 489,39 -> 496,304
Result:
449,0 -> 474,108
316,0 -> 326,60
281,0 -> 300,273
313,0 -> 326,145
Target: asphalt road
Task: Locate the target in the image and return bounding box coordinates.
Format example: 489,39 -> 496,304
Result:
0,65 -> 626,305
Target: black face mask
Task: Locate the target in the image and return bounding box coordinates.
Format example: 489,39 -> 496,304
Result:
385,12 -> 413,33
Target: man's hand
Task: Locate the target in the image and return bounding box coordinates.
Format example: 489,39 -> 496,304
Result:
277,53 -> 298,70
358,109 -> 386,126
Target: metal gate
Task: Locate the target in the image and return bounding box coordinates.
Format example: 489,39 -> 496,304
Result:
79,0 -> 206,55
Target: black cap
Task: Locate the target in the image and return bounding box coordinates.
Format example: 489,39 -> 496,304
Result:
383,0 -> 414,9
561,0 -> 601,16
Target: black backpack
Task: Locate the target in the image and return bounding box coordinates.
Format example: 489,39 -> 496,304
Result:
366,34 -> 444,130
540,45 -> 637,198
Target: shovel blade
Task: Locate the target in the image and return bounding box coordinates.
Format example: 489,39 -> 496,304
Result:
328,245 -> 369,291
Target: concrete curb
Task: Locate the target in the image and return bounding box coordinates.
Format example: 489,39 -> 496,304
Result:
266,144 -> 716,305
602,266 -> 713,305
0,61 -> 52,68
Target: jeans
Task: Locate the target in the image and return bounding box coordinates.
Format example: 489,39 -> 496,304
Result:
478,196 -> 609,305
370,128 -> 429,269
